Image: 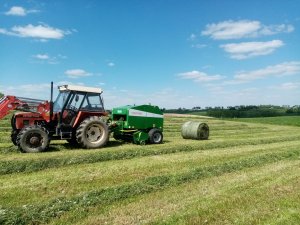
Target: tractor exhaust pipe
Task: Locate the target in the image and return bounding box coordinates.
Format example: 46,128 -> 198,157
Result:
50,81 -> 54,122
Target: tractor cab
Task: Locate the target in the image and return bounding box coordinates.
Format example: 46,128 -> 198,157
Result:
53,85 -> 107,138
54,85 -> 104,113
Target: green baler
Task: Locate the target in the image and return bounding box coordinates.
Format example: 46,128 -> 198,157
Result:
110,104 -> 164,144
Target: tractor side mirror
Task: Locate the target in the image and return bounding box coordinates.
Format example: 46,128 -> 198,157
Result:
75,94 -> 79,102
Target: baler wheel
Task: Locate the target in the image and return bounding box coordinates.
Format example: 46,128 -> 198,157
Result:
76,116 -> 109,149
148,128 -> 163,144
17,126 -> 49,153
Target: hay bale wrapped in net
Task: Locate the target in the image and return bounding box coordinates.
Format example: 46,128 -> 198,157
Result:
181,121 -> 209,140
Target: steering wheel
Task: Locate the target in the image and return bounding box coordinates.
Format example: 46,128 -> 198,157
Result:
68,105 -> 78,111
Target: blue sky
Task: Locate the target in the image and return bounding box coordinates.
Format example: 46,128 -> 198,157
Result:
0,0 -> 300,109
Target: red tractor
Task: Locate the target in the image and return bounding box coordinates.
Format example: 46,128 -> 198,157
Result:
0,83 -> 109,153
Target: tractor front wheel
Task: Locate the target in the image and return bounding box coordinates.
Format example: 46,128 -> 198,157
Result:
76,116 -> 109,149
11,129 -> 19,146
17,126 -> 49,153
148,128 -> 163,144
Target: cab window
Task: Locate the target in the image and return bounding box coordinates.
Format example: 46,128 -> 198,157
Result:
66,93 -> 85,111
82,93 -> 103,111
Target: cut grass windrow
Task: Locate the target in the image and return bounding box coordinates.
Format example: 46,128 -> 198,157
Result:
1,133 -> 300,175
1,134 -> 300,175
2,141 -> 299,207
1,148 -> 300,225
69,160 -> 300,225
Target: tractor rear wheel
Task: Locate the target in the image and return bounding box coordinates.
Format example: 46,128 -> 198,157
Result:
17,126 -> 49,153
148,128 -> 163,144
76,116 -> 109,149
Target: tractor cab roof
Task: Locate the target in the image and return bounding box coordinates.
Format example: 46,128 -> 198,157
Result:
58,85 -> 103,94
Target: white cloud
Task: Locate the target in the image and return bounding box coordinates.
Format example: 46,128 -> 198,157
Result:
0,24 -> 70,40
220,40 -> 284,60
259,24 -> 295,35
202,20 -> 260,40
202,20 -> 294,40
12,24 -> 65,39
107,62 -> 115,67
33,54 -> 49,60
5,6 -> 39,16
5,6 -> 26,16
65,69 -> 92,78
234,61 -> 300,82
178,70 -> 224,82
270,82 -> 300,90
31,54 -> 67,64
0,28 -> 12,36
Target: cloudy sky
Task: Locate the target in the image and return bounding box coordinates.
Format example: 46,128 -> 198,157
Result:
0,0 -> 299,109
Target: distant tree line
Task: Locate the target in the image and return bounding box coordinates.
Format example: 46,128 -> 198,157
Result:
162,105 -> 300,118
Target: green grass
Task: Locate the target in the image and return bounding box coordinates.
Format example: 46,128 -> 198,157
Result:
184,111 -> 208,116
226,115 -> 300,127
74,160 -> 300,225
0,114 -> 300,224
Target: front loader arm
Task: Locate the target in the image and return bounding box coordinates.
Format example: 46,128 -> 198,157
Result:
0,96 -> 29,120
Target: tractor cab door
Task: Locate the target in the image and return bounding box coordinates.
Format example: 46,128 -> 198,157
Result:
62,92 -> 85,125
53,91 -> 85,139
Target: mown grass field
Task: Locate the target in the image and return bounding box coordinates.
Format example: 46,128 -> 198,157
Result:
227,116 -> 300,127
0,114 -> 300,224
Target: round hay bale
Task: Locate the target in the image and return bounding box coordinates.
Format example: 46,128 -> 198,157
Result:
181,121 -> 209,140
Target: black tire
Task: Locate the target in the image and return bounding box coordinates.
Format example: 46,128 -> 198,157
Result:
67,137 -> 79,147
67,131 -> 79,147
148,128 -> 163,144
76,116 -> 109,149
17,126 -> 49,153
11,129 -> 19,146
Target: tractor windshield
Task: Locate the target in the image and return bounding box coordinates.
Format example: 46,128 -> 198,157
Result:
53,91 -> 69,112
